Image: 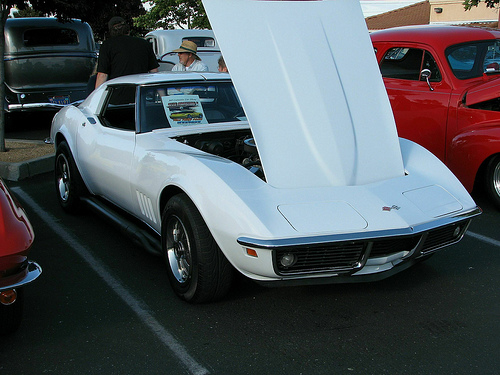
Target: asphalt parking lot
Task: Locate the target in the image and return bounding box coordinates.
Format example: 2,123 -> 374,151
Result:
1,171 -> 499,375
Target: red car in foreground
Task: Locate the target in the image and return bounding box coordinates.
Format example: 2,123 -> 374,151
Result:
0,178 -> 41,335
371,25 -> 500,209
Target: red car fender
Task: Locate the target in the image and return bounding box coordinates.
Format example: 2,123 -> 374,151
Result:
0,179 -> 34,273
447,124 -> 500,192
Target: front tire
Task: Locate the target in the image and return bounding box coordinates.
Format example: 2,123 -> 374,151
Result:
55,141 -> 87,213
161,194 -> 233,303
485,155 -> 500,210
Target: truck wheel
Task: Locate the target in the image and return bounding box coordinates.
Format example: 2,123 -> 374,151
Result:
161,194 -> 233,303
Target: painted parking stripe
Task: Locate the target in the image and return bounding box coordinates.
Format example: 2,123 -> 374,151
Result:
466,231 -> 500,247
12,187 -> 209,375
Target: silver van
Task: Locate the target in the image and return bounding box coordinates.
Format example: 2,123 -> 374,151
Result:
145,29 -> 222,72
4,17 -> 97,111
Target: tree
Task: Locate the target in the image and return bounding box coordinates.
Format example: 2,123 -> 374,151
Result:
135,0 -> 210,30
464,0 -> 499,10
28,0 -> 147,41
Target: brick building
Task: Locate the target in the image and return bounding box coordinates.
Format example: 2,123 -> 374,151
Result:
365,0 -> 499,31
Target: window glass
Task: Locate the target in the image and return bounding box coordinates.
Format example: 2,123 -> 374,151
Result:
422,51 -> 442,82
380,47 -> 424,80
139,82 -> 245,133
147,37 -> 158,55
24,28 -> 78,46
446,40 -> 500,79
100,86 -> 137,131
447,44 -> 477,79
182,37 -> 215,48
484,40 -> 500,71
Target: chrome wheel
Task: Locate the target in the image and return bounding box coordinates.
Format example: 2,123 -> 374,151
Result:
161,194 -> 233,303
54,141 -> 86,213
165,215 -> 192,284
492,160 -> 500,198
55,153 -> 71,203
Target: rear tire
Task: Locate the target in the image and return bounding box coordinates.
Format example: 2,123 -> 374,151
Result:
485,155 -> 500,210
161,194 -> 233,303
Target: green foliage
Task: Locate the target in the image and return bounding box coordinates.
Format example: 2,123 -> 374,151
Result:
135,0 -> 210,31
463,0 -> 499,10
13,7 -> 44,18
26,0 -> 147,40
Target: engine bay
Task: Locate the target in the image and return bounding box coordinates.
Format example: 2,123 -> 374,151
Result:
173,130 -> 265,180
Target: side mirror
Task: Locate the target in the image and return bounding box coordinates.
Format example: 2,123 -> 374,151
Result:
420,69 -> 434,91
485,62 -> 500,74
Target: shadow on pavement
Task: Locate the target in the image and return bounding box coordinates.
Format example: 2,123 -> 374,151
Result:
5,112 -> 56,141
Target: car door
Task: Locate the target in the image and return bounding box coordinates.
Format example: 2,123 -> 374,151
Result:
76,85 -> 137,210
377,44 -> 453,162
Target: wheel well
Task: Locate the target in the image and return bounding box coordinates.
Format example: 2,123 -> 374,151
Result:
474,152 -> 500,193
54,132 -> 66,148
159,185 -> 185,215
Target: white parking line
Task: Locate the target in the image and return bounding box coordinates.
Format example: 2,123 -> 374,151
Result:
466,231 -> 500,247
12,187 -> 209,375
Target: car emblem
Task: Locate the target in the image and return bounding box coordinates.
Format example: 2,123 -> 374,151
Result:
382,205 -> 400,211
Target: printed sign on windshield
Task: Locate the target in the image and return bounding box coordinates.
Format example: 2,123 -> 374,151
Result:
162,95 -> 208,127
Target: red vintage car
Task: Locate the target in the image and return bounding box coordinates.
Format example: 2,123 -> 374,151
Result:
371,25 -> 500,209
0,178 -> 41,335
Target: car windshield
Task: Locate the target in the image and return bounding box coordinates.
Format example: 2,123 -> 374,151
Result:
139,82 -> 246,133
446,39 -> 500,80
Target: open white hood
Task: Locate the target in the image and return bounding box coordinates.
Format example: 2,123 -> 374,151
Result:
203,0 -> 404,189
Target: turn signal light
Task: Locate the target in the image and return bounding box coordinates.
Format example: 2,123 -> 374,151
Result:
0,289 -> 18,306
246,248 -> 258,257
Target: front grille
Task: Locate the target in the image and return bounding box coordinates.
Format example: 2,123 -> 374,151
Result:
273,219 -> 470,275
370,235 -> 420,257
421,221 -> 465,253
275,241 -> 366,274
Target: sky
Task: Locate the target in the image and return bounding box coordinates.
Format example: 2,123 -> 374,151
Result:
360,0 -> 420,17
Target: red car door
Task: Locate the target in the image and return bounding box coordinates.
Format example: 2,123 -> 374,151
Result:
377,45 -> 453,162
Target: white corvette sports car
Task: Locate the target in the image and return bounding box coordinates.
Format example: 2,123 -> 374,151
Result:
50,0 -> 480,302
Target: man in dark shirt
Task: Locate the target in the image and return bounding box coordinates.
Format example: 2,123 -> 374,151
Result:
95,17 -> 159,89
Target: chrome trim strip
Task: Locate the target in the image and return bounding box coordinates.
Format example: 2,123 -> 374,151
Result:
237,206 -> 481,249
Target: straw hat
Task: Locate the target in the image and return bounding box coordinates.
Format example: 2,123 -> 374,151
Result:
172,41 -> 200,59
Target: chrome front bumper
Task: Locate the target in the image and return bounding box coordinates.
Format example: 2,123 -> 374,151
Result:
0,261 -> 42,291
238,206 -> 482,278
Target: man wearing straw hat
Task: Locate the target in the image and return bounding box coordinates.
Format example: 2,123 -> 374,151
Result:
171,40 -> 209,72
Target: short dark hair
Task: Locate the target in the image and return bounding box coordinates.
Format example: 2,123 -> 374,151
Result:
108,16 -> 130,37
